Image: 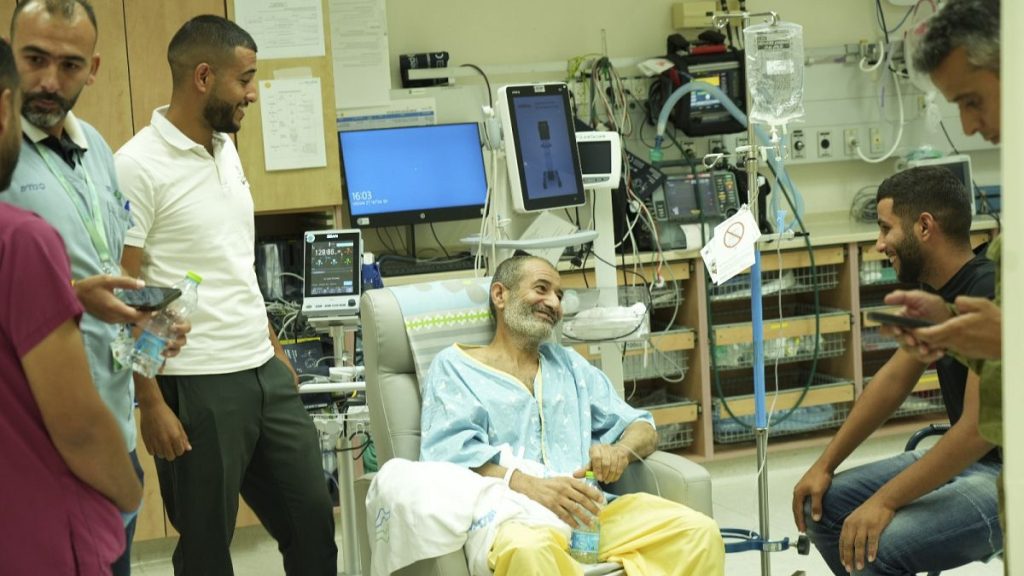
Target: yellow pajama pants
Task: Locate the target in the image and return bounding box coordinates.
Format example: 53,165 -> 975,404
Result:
488,492 -> 725,576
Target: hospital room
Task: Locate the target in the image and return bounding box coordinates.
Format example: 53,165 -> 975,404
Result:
0,0 -> 1021,575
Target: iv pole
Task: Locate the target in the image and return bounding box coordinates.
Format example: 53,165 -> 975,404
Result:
649,10 -> 811,574
715,10 -> 776,575
708,10 -> 808,576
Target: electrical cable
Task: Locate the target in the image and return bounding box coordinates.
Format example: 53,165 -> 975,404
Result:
375,228 -> 397,255
858,40 -> 886,72
938,120 -> 1001,231
884,1 -> 918,35
428,222 -> 450,258
719,0 -> 735,48
459,63 -> 493,109
850,185 -> 881,223
855,69 -> 905,163
875,0 -> 892,45
476,145 -> 500,276
614,165 -> 682,385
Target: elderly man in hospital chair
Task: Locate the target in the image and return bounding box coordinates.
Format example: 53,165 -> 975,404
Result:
370,255 -> 724,576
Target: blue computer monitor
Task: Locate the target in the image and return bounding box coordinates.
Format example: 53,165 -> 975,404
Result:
340,123 -> 488,227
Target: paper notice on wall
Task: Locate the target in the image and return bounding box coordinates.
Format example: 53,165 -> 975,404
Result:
235,0 -> 325,60
329,0 -> 391,109
259,78 -> 327,171
699,205 -> 761,285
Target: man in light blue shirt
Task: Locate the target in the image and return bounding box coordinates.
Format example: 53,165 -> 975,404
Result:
420,255 -> 724,575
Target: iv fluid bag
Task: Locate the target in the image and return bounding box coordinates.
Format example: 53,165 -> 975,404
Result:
744,21 -> 805,127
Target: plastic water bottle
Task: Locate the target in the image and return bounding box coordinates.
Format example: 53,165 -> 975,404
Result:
569,471 -> 601,564
132,272 -> 201,378
361,252 -> 383,292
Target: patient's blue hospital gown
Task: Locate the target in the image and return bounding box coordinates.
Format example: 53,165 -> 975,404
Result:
420,342 -> 654,475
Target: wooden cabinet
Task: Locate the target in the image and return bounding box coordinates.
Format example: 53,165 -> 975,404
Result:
226,0 -> 343,214
122,0 -> 227,135
0,0 -> 135,149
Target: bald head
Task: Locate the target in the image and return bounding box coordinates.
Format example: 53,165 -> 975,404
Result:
489,255 -> 556,318
11,0 -> 97,43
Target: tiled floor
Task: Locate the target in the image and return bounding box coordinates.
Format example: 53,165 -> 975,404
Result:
131,433 -> 1003,575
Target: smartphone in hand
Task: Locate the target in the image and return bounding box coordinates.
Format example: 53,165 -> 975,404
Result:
115,286 -> 181,312
867,311 -> 934,329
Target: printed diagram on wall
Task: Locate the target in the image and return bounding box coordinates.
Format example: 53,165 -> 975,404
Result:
259,78 -> 328,171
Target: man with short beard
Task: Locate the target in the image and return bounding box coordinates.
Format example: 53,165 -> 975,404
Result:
420,255 -> 724,575
114,15 -> 337,576
793,166 -> 1000,575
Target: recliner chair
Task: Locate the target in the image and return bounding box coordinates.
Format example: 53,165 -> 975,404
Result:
354,281 -> 714,576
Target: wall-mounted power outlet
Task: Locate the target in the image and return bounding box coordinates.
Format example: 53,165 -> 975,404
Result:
817,130 -> 833,159
844,128 -> 859,157
791,130 -> 806,159
869,127 -> 884,154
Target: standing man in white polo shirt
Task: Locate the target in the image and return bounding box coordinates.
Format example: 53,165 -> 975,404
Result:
116,15 -> 337,575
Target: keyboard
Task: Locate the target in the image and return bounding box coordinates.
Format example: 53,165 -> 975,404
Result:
378,256 -> 478,278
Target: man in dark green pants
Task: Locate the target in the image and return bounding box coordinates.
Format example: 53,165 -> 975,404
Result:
117,15 -> 337,575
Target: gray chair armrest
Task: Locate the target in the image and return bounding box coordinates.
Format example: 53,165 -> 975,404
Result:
605,450 -> 713,517
355,473 -> 374,572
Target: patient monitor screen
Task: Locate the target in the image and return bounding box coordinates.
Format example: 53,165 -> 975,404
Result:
578,139 -> 613,175
304,233 -> 358,298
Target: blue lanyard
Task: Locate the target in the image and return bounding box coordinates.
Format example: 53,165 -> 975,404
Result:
33,141 -> 116,271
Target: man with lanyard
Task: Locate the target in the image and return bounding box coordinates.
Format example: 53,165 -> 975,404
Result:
0,2 -> 185,573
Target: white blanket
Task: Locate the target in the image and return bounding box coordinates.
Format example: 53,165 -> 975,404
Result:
366,458 -> 570,576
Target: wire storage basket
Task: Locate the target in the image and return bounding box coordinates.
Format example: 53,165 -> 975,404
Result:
628,388 -> 697,451
656,422 -> 695,451
711,370 -> 853,444
709,264 -> 839,302
714,332 -> 846,369
620,347 -> 690,382
711,304 -> 850,370
859,258 -> 899,286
